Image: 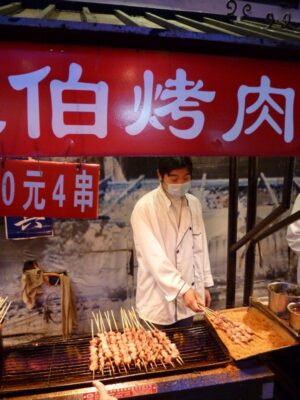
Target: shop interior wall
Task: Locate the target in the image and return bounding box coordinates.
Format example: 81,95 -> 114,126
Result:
0,156 -> 298,345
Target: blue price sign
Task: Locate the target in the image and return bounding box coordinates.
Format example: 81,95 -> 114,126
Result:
5,216 -> 53,240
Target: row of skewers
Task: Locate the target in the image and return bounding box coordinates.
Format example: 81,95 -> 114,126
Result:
0,296 -> 11,325
199,304 -> 262,345
89,308 -> 183,377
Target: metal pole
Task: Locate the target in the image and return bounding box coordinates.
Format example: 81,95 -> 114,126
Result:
253,157 -> 295,243
243,157 -> 258,306
230,158 -> 295,253
226,157 -> 238,308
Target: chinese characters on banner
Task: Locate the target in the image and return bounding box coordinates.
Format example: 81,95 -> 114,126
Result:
0,42 -> 299,157
0,160 -> 100,219
5,216 -> 53,240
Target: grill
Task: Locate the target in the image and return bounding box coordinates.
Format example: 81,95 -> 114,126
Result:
1,321 -> 231,398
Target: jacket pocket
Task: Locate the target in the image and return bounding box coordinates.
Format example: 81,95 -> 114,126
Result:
192,230 -> 203,254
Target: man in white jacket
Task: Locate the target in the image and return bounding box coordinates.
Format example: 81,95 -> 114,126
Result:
131,157 -> 214,329
286,193 -> 300,284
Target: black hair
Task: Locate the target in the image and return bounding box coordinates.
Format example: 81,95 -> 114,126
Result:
157,157 -> 193,177
23,260 -> 39,272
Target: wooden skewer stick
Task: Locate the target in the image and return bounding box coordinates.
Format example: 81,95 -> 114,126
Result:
142,359 -> 148,372
120,308 -> 125,329
149,321 -> 157,330
95,312 -> 100,332
110,361 -> 115,374
0,301 -> 11,324
104,311 -> 112,331
178,356 -> 184,364
142,319 -> 154,331
197,303 -> 217,318
125,309 -> 132,329
127,310 -> 136,328
127,310 -> 134,329
131,307 -> 143,329
121,308 -> 126,329
99,311 -> 105,333
128,310 -> 139,329
111,310 -> 118,331
120,308 -> 125,331
122,362 -> 128,373
92,311 -> 100,332
123,309 -> 131,329
0,296 -> 8,309
144,319 -> 157,330
253,332 -> 265,340
122,308 -> 129,330
0,300 -> 9,315
161,360 -> 167,369
91,318 -> 94,339
136,361 -> 141,371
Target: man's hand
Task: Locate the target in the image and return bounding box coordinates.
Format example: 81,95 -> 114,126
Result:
93,381 -> 118,400
183,288 -> 203,312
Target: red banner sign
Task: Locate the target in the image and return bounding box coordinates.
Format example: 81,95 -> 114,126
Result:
0,41 -> 299,156
0,159 -> 100,219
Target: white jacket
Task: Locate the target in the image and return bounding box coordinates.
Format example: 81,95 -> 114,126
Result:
286,194 -> 300,284
130,185 -> 214,325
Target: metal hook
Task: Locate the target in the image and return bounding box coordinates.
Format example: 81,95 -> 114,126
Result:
226,0 -> 237,16
281,12 -> 291,29
242,4 -> 252,18
266,12 -> 275,29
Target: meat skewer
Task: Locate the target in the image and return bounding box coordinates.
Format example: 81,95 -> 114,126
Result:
142,318 -> 184,365
89,319 -> 98,379
89,308 -> 183,376
198,304 -> 262,345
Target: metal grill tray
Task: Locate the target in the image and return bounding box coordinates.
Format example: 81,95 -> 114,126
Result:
1,320 -> 231,397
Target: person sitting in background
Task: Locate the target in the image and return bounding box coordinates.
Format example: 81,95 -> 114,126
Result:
286,193 -> 300,284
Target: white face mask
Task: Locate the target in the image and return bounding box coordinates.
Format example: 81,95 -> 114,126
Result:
166,181 -> 191,197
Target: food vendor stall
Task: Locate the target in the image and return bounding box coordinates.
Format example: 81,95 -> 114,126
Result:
0,1 -> 300,399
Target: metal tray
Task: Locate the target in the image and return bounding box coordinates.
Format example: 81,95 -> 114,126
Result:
205,306 -> 298,361
250,296 -> 300,340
